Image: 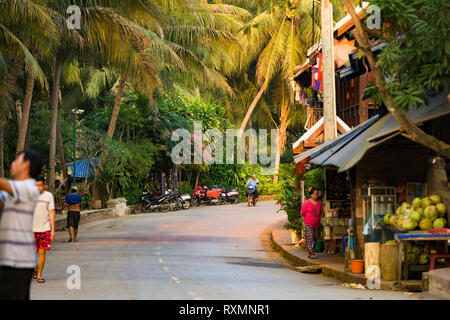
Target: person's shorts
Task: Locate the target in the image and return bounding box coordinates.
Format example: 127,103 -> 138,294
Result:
67,210 -> 81,229
34,231 -> 51,252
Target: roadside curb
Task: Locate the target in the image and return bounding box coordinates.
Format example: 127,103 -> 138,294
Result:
54,208 -> 121,231
269,219 -> 407,291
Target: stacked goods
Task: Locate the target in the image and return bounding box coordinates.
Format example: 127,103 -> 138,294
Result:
382,193 -> 447,231
401,242 -> 438,265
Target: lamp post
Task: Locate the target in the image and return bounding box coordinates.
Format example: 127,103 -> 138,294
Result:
72,109 -> 84,188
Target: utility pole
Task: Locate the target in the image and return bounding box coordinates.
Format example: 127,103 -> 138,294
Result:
321,0 -> 337,142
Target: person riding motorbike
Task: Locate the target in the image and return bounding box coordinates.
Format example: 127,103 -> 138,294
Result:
245,175 -> 259,202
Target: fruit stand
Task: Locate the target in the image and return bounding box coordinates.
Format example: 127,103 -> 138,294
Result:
394,231 -> 450,281
380,194 -> 449,280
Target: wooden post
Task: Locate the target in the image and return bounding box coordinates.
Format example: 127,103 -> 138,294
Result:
321,0 -> 337,142
364,242 -> 380,279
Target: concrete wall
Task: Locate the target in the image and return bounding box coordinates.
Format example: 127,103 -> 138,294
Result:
428,268 -> 450,299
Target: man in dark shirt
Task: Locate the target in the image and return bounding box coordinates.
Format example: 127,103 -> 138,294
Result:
64,187 -> 82,242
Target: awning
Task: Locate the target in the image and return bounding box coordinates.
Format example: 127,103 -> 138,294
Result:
67,158 -> 99,178
367,92 -> 450,142
308,91 -> 449,172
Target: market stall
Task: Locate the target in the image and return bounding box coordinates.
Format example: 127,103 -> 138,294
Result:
322,169 -> 353,254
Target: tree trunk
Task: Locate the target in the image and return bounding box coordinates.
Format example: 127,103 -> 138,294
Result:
238,84 -> 266,137
24,118 -> 31,149
56,120 -> 70,195
16,70 -> 35,155
273,105 -> 289,184
107,76 -> 127,139
426,157 -> 450,222
93,76 -> 126,201
194,169 -> 201,189
48,55 -> 62,193
342,0 -> 450,158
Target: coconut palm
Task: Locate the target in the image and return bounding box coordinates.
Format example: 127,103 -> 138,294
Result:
236,0 -> 319,135
0,0 -> 57,175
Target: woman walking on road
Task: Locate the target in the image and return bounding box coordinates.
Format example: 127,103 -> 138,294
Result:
300,188 -> 323,259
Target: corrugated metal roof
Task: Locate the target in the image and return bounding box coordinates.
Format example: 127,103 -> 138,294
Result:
67,158 -> 99,178
309,91 -> 449,172
368,91 -> 449,142
294,116 -> 377,164
309,116 -> 379,168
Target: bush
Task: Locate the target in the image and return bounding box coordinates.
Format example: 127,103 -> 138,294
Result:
275,164 -> 304,236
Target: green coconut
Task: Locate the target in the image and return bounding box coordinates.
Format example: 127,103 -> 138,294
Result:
436,203 -> 447,217
401,202 -> 411,209
389,215 -> 398,226
384,213 -> 393,224
422,198 -> 432,208
401,218 -> 417,231
419,218 -> 433,231
419,253 -> 430,265
424,206 -> 438,221
429,194 -> 442,205
432,218 -> 447,229
412,197 -> 422,209
408,210 -> 422,223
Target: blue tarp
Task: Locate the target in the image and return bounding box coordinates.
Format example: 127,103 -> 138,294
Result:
67,158 -> 99,178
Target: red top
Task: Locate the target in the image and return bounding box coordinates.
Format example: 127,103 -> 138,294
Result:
300,199 -> 323,228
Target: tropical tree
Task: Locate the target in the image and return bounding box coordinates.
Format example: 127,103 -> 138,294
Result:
342,0 -> 450,159
236,0 -> 318,135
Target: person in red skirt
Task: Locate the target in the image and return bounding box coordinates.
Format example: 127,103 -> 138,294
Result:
300,188 -> 323,259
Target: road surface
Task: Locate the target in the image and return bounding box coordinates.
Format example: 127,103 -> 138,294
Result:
30,201 -> 436,300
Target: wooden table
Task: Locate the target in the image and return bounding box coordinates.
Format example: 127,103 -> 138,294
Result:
394,233 -> 450,281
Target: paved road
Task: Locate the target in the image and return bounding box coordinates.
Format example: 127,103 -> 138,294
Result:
31,202 -> 436,300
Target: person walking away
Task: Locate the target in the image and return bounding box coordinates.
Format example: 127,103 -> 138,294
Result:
64,187 -> 82,242
32,176 -> 55,283
300,188 -> 323,259
245,175 -> 259,205
0,150 -> 43,299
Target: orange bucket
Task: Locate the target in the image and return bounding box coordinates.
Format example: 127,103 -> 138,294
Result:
350,259 -> 364,274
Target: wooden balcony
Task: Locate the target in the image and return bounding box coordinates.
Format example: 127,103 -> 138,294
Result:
305,106 -> 324,129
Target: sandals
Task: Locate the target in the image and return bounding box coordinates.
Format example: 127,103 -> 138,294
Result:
32,271 -> 37,279
37,278 -> 46,283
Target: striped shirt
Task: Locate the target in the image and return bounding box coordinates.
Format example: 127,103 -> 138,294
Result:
0,179 -> 39,268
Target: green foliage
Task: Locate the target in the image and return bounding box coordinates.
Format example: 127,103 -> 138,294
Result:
368,0 -> 450,109
275,163 -> 304,233
303,168 -> 325,198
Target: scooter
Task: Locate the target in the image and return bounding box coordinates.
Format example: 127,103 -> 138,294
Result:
247,185 -> 257,206
221,188 -> 240,204
132,190 -> 161,214
192,186 -> 220,206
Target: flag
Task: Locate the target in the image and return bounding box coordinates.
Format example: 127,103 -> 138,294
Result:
311,52 -> 323,92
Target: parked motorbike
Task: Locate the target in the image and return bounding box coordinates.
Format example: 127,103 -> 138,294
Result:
246,185 -> 257,206
192,186 -> 220,206
132,190 -> 163,214
221,188 -> 240,204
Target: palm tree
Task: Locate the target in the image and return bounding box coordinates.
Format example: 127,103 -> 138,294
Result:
0,0 -> 56,175
253,74 -> 305,183
236,0 -> 318,135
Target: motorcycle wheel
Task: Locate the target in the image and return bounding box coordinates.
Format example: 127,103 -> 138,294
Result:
133,204 -> 143,214
252,195 -> 256,206
182,201 -> 190,210
159,202 -> 170,212
233,197 -> 240,204
247,197 -> 251,207
192,198 -> 200,207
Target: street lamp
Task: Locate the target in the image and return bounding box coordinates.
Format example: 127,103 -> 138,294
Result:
72,109 -> 84,188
